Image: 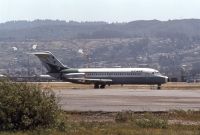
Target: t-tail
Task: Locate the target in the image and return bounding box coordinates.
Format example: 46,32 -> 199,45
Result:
33,51 -> 69,73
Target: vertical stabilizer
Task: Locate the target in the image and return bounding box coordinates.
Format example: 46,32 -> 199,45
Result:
33,51 -> 69,73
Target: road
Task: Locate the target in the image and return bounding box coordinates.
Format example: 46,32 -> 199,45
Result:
54,89 -> 200,112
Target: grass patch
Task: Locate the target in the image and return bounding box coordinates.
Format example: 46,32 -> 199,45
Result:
115,111 -> 168,128
0,113 -> 200,135
169,110 -> 200,121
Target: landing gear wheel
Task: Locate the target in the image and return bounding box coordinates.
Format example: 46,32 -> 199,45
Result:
100,84 -> 106,89
157,84 -> 161,90
94,84 -> 99,89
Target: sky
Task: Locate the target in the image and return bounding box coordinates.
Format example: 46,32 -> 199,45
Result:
0,0 -> 200,23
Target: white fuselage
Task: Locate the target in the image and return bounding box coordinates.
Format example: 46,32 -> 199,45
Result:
62,68 -> 168,85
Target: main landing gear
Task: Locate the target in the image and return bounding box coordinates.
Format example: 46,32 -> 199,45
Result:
94,84 -> 106,89
157,84 -> 161,90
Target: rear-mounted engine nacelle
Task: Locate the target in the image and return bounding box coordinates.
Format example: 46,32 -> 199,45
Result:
63,73 -> 85,79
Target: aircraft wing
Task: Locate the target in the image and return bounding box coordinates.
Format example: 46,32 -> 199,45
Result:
68,78 -> 112,84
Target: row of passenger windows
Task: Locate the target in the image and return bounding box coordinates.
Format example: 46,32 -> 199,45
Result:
86,72 -> 143,76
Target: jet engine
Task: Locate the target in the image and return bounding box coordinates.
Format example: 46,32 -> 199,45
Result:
63,73 -> 85,79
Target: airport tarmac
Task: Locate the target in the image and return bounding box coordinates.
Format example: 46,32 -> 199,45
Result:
54,89 -> 200,112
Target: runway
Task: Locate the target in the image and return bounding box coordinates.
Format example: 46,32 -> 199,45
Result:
54,89 -> 200,112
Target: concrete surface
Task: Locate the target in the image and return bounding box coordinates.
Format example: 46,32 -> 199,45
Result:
54,89 -> 200,112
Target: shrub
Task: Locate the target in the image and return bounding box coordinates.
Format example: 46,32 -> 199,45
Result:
135,114 -> 168,129
115,111 -> 133,123
0,80 -> 65,130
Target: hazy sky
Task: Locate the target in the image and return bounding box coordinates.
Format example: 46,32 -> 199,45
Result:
0,0 -> 200,23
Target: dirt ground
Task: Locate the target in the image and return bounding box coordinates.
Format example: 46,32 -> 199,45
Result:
36,82 -> 200,90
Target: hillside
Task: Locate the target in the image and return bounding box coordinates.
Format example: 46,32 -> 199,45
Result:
1,19 -> 200,41
1,19 -> 200,81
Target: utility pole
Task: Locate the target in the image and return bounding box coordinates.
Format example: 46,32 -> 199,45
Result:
27,44 -> 38,77
12,47 -> 18,76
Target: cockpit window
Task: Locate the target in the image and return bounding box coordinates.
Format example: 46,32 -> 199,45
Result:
153,71 -> 161,75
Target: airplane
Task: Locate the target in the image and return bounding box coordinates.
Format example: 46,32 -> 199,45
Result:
33,51 -> 168,89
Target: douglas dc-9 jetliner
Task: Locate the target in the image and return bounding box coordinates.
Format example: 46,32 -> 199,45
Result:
33,51 -> 168,89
